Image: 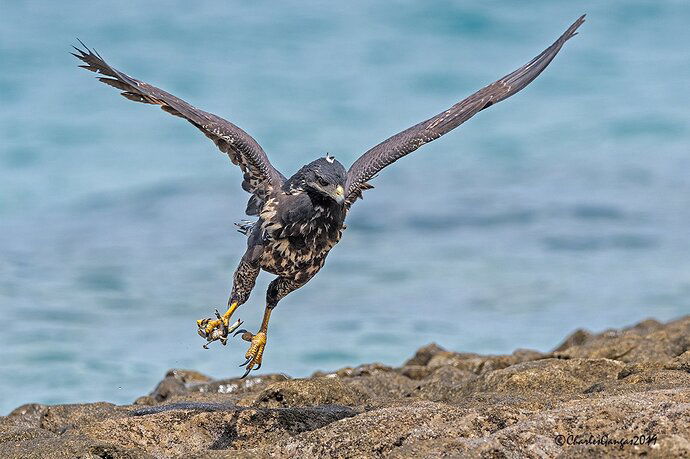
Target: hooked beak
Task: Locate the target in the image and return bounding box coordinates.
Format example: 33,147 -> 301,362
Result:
333,185 -> 345,204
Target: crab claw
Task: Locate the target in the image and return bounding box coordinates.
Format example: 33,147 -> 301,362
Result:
197,315 -> 243,349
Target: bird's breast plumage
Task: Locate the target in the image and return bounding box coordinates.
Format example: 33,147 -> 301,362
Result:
257,192 -> 346,282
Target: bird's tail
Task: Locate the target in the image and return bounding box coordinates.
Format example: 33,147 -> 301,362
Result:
234,220 -> 256,236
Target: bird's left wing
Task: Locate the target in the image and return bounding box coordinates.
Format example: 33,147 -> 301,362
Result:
345,15 -> 585,206
73,43 -> 285,204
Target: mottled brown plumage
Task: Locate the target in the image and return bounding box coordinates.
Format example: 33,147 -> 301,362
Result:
74,16 -> 584,377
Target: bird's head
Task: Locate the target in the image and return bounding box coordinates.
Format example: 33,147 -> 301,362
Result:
286,154 -> 347,205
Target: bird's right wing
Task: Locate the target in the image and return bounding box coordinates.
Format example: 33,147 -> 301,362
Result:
345,15 -> 585,206
73,43 -> 285,204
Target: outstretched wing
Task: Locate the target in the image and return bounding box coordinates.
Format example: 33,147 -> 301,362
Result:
345,15 -> 585,206
73,43 -> 285,214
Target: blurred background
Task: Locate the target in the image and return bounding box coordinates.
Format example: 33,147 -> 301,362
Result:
1,1 -> 689,414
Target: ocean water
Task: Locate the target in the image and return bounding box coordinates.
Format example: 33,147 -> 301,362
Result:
1,1 -> 689,414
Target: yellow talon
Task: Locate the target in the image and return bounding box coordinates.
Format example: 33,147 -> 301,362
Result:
244,332 -> 266,360
196,302 -> 242,347
236,307 -> 272,378
205,319 -> 222,334
237,331 -> 267,378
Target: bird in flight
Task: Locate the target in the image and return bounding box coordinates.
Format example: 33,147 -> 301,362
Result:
74,15 -> 584,378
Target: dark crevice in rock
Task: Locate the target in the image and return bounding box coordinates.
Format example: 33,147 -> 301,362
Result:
209,418 -> 241,450
130,402 -> 246,416
583,382 -> 606,394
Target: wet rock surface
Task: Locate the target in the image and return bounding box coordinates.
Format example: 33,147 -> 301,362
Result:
2,316 -> 689,458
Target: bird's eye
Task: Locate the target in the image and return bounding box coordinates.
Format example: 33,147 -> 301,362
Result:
317,177 -> 329,187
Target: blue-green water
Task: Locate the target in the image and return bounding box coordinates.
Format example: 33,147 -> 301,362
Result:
1,1 -> 689,414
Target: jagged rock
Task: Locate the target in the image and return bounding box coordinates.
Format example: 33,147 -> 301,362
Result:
1,316 -> 689,458
403,343 -> 446,366
552,316 -> 690,363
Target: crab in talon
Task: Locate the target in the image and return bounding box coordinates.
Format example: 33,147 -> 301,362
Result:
197,310 -> 243,349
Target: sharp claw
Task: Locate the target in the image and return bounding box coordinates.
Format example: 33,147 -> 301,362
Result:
234,329 -> 249,337
239,357 -> 252,367
214,309 -> 222,319
227,319 -> 243,335
254,362 -> 261,370
240,366 -> 252,379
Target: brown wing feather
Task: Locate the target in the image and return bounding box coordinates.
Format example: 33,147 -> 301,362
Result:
345,15 -> 585,206
73,43 -> 285,208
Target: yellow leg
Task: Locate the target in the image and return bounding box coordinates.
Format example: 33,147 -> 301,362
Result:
235,306 -> 272,378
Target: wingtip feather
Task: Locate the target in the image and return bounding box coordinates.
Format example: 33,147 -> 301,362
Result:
75,38 -> 90,53
564,14 -> 586,41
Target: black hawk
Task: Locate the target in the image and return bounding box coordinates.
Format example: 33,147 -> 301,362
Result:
74,16 -> 585,377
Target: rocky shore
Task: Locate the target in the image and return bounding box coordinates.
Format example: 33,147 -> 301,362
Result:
2,316 -> 689,458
